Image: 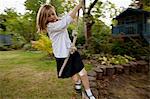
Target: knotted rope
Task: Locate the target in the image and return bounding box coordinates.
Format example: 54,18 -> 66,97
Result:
58,4 -> 81,77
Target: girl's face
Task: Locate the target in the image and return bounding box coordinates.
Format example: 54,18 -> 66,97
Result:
47,8 -> 58,23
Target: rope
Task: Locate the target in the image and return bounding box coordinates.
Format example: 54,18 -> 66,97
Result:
46,0 -> 51,4
58,6 -> 80,77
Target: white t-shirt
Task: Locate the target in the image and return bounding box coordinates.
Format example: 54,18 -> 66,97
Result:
47,14 -> 73,58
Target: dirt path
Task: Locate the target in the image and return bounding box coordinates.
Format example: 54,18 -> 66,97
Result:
105,73 -> 150,99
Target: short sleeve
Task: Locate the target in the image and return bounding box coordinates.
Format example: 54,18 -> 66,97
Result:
47,14 -> 73,32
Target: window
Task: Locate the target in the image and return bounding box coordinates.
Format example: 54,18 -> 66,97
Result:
147,17 -> 150,24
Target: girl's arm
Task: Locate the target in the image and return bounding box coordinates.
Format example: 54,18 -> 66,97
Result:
69,0 -> 83,19
47,1 -> 83,32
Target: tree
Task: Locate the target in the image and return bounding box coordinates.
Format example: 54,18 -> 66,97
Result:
62,0 -> 119,48
0,14 -> 7,32
25,0 -> 65,20
130,0 -> 150,11
82,0 -> 119,46
2,9 -> 35,42
25,0 -> 46,18
82,0 -> 98,46
139,0 -> 150,11
24,0 -> 120,49
24,0 -> 65,40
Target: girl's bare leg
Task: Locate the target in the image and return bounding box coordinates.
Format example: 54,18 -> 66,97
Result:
72,74 -> 80,83
72,74 -> 82,91
71,68 -> 90,90
71,68 -> 96,98
78,68 -> 90,90
79,68 -> 96,99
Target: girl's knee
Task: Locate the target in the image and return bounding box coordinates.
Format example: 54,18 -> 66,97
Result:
72,74 -> 79,81
78,68 -> 87,77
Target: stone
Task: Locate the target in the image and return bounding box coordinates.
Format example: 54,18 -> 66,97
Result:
136,60 -> 149,73
113,65 -> 123,74
122,64 -> 131,74
129,61 -> 137,73
94,68 -> 103,80
88,71 -> 97,77
99,65 -> 107,76
88,76 -> 96,81
106,66 -> 115,76
137,60 -> 148,65
97,72 -> 103,80
94,67 -> 103,73
89,81 -> 97,88
91,88 -> 99,99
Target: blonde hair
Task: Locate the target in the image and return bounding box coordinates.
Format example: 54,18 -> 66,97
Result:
36,4 -> 55,33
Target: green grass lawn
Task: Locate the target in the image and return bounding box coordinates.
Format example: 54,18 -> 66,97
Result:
0,50 -> 92,99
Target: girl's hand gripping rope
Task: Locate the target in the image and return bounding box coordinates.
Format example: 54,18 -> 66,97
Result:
70,46 -> 77,54
70,30 -> 78,54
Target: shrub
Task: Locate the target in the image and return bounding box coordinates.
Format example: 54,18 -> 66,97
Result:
86,20 -> 112,54
22,43 -> 33,50
111,37 -> 150,58
111,38 -> 126,55
31,34 -> 53,56
98,54 -> 135,65
0,45 -> 13,51
10,34 -> 26,50
88,31 -> 112,54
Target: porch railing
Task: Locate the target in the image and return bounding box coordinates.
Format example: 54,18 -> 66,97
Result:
112,23 -> 139,35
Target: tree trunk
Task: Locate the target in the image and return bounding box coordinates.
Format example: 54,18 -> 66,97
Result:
86,17 -> 95,39
84,14 -> 95,47
83,0 -> 98,47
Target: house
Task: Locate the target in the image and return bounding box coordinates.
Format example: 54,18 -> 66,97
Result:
0,34 -> 12,46
112,8 -> 150,44
0,18 -> 12,46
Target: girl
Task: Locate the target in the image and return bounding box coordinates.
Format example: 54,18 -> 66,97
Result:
36,1 -> 96,99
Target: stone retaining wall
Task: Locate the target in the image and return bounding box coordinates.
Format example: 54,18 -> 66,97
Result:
87,60 -> 149,99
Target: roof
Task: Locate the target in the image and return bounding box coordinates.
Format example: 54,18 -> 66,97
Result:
114,8 -> 150,20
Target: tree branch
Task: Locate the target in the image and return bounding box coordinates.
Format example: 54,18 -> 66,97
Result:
87,0 -> 98,15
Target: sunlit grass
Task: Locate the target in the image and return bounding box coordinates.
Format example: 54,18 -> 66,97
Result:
0,50 -> 92,99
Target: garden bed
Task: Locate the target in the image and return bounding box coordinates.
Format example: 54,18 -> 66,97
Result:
85,59 -> 149,98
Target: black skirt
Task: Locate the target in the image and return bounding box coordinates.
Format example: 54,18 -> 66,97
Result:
55,51 -> 84,78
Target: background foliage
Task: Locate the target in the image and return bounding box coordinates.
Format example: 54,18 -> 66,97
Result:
0,0 -> 149,58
